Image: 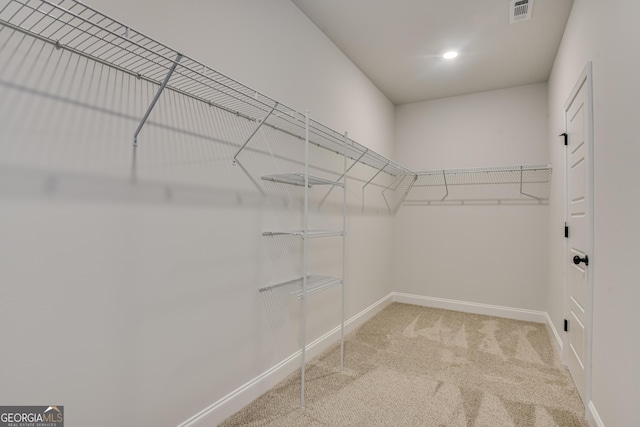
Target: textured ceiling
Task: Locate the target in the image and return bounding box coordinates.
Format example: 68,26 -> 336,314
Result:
292,0 -> 574,105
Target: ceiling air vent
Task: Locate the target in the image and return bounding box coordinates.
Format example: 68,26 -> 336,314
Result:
509,0 -> 533,24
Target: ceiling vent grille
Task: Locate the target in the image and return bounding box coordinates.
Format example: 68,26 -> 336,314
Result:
509,0 -> 533,23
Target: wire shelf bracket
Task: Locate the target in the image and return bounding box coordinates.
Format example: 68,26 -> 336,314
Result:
232,102 -> 278,164
519,165 -> 544,201
318,148 -> 366,208
382,173 -> 418,214
441,170 -> 449,201
361,160 -> 390,212
133,52 -> 183,147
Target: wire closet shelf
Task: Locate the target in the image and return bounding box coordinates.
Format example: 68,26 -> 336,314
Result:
406,164 -> 552,204
0,0 -> 412,178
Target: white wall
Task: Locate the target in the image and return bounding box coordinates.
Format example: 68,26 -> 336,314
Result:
7,1 -> 639,426
0,1 -> 396,426
393,84 -> 549,311
547,1 -> 640,425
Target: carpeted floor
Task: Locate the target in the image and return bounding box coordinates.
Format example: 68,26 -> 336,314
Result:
220,303 -> 587,426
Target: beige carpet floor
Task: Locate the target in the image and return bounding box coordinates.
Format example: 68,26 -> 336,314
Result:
220,303 -> 587,426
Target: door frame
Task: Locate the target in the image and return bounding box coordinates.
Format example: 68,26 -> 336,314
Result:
563,61 -> 595,405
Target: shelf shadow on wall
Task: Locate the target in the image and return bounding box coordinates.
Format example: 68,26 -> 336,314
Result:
0,164 -> 267,209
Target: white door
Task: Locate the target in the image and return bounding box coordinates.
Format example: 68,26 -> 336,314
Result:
564,64 -> 593,403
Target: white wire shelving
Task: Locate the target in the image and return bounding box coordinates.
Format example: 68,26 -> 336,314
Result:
405,164 -> 552,205
258,275 -> 342,300
0,0 -> 412,180
0,0 -> 556,204
259,116 -> 348,408
263,230 -> 345,238
262,173 -> 344,188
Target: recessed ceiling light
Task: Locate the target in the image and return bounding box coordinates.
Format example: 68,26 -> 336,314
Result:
443,51 -> 458,59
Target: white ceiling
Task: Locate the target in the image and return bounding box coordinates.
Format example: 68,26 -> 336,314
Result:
291,0 -> 574,105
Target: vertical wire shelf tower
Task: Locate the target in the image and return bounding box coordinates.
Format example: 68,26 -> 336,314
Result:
256,114 -> 348,408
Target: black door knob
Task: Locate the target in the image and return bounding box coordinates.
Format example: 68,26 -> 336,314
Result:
573,255 -> 589,266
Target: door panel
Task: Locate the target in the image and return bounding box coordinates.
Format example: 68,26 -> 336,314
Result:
569,309 -> 585,369
565,74 -> 590,403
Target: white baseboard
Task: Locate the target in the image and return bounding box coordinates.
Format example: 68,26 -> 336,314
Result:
177,293 -> 393,427
587,401 -> 605,427
391,292 -> 548,323
544,312 -> 564,356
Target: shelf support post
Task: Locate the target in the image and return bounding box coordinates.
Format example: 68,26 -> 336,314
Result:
340,131 -> 347,373
232,103 -> 278,164
300,110 -> 310,408
133,52 -> 183,147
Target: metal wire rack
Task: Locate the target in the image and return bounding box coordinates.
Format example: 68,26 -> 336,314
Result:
0,0 -> 412,178
405,164 -> 552,204
258,275 -> 342,300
